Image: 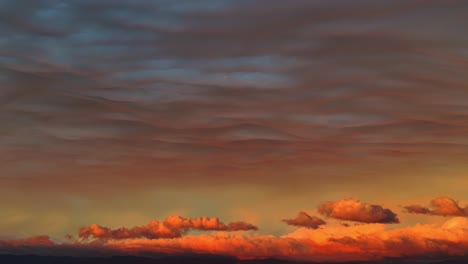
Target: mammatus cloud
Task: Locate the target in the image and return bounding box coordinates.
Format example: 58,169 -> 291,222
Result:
2,217 -> 468,262
79,216 -> 258,240
317,198 -> 400,223
282,211 -> 326,229
404,197 -> 468,217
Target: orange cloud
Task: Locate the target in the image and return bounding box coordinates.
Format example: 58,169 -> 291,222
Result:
404,197 -> 468,217
105,217 -> 468,262
1,218 -> 468,262
317,198 -> 399,223
79,215 -> 258,240
282,211 -> 326,229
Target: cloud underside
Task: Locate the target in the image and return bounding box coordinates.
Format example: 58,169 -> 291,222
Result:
404,197 -> 468,217
1,217 -> 468,262
317,198 -> 400,223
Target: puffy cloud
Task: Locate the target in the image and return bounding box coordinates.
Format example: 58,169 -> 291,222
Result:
442,217 -> 468,229
404,197 -> 468,217
79,215 -> 257,240
317,198 -> 399,223
282,211 -> 326,229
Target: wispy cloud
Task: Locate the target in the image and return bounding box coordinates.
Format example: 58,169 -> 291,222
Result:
1,0 -> 468,194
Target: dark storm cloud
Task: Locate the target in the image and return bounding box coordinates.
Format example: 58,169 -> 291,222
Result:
1,0 -> 468,191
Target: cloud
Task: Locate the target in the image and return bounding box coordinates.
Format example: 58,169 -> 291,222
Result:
2,217 -> 468,262
317,198 -> 400,224
404,197 -> 468,217
282,211 -> 326,229
78,215 -> 257,240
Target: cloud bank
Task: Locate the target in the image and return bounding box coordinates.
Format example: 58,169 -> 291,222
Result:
2,217 -> 468,262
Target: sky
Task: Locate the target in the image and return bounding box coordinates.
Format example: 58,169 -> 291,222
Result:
1,0 -> 468,262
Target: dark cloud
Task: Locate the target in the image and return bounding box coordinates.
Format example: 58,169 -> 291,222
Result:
317,198 -> 400,224
404,197 -> 468,217
79,216 -> 257,240
282,211 -> 326,229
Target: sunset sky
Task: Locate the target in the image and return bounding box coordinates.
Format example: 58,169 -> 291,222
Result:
1,0 -> 468,262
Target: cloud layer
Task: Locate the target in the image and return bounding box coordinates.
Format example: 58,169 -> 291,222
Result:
317,198 -> 400,223
79,216 -> 257,240
404,197 -> 468,217
1,0 -> 468,197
